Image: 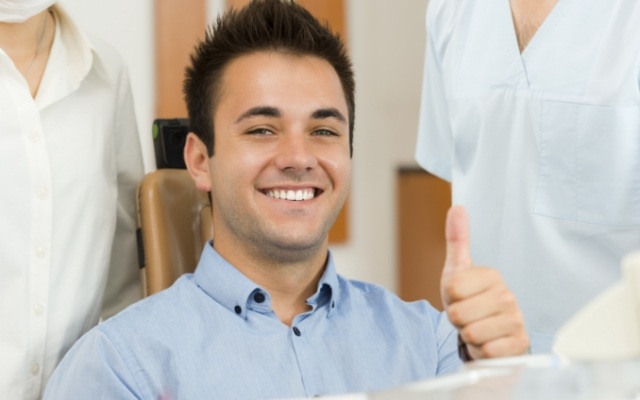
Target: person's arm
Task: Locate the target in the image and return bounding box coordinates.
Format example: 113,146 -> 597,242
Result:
43,329 -> 144,399
415,0 -> 453,182
440,206 -> 530,359
101,62 -> 145,319
434,312 -> 465,375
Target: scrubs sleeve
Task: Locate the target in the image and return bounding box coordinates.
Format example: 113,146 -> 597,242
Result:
415,2 -> 453,182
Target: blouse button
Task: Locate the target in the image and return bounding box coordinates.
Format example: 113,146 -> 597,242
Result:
35,246 -> 47,258
37,187 -> 48,199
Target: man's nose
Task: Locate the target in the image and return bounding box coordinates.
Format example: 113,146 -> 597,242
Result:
273,133 -> 318,171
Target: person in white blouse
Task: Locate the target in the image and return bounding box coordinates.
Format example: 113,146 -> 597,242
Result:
416,0 -> 640,354
0,1 -> 143,398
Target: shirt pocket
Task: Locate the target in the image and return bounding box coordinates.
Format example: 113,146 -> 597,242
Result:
535,100 -> 640,226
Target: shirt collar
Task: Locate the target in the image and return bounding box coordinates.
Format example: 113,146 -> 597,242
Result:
311,252 -> 340,318
36,4 -> 93,109
193,242 -> 341,320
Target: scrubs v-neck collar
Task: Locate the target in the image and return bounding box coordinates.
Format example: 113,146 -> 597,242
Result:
505,0 -> 568,87
459,0 -> 619,98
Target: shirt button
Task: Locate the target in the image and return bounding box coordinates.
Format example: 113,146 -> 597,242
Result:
31,363 -> 40,375
293,327 -> 301,336
33,304 -> 43,316
30,134 -> 40,143
234,305 -> 242,314
35,246 -> 47,258
37,187 -> 48,199
253,292 -> 265,303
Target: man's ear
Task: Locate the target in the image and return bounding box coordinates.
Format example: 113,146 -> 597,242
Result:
184,133 -> 212,192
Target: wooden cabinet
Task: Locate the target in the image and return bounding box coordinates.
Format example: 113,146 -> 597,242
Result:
397,169 -> 451,310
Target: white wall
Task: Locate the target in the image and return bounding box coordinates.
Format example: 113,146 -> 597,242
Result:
58,0 -> 429,293
333,1 -> 427,290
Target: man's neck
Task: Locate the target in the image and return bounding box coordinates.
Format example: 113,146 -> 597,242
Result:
256,263 -> 325,326
214,237 -> 329,327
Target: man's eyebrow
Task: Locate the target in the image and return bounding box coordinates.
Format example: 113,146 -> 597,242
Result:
312,108 -> 346,123
235,106 -> 281,123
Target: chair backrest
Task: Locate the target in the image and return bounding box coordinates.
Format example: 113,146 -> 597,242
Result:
136,169 -> 212,297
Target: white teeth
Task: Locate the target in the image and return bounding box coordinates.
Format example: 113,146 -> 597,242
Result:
267,189 -> 315,201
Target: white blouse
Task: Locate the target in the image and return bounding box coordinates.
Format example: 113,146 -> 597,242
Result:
0,5 -> 143,399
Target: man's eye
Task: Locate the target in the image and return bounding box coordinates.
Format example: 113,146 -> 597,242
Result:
247,128 -> 273,135
314,129 -> 337,136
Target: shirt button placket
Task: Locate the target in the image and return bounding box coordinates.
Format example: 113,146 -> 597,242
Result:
31,362 -> 40,375
22,118 -> 50,400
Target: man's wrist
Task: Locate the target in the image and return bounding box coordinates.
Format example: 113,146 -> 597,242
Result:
458,334 -> 473,362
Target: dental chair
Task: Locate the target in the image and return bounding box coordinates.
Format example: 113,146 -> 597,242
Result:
136,169 -> 212,297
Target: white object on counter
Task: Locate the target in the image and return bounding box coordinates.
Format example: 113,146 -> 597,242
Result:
553,250 -> 640,360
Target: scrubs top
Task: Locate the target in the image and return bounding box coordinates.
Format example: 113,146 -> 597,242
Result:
416,0 -> 640,353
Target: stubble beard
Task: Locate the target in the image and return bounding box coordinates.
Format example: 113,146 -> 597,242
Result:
218,198 -> 344,266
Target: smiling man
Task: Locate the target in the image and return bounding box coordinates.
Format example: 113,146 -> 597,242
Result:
43,1 -> 529,399
186,50 -> 352,327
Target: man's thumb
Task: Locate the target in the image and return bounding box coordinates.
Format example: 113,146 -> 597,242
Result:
443,205 -> 473,274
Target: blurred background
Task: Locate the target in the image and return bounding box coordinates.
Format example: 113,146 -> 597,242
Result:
58,0 -> 449,308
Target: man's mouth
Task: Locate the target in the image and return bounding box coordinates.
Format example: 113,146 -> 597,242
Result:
264,188 -> 318,201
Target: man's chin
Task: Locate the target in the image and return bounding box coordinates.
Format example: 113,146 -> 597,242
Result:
260,235 -> 327,263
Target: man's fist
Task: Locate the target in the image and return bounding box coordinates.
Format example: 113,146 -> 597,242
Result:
441,205 -> 530,360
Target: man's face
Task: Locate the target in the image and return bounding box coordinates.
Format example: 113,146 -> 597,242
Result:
206,51 -> 351,263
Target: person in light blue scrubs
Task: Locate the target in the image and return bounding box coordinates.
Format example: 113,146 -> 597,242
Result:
416,0 -> 640,354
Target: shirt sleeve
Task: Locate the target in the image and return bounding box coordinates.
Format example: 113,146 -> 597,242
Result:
43,329 -> 143,399
435,311 -> 462,375
415,0 -> 453,183
101,61 -> 145,319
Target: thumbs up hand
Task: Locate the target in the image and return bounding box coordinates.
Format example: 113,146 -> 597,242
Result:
441,206 -> 529,360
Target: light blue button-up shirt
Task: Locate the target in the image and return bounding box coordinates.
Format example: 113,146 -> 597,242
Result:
44,244 -> 460,399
